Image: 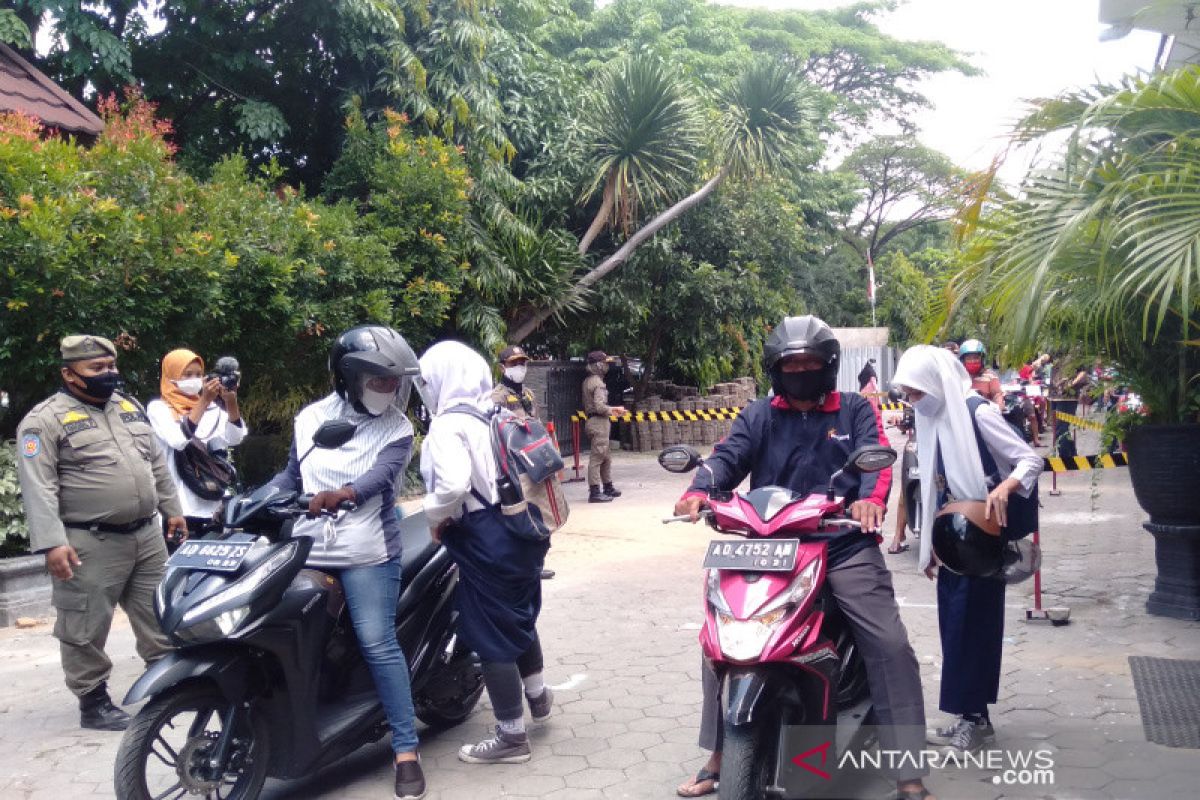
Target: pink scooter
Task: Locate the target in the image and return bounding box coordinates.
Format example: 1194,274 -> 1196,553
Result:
660,444 -> 897,800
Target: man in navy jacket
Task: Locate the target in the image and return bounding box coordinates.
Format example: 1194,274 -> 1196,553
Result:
674,316 -> 934,800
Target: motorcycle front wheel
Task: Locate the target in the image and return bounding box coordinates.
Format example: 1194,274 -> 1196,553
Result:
719,717 -> 776,800
114,684 -> 269,800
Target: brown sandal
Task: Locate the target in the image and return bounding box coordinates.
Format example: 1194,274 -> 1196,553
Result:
677,768 -> 719,797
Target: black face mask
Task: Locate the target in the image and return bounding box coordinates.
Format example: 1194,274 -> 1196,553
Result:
69,369 -> 123,401
778,370 -> 826,403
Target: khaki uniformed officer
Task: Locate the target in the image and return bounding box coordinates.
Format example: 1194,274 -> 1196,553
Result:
581,351 -> 626,503
15,335 -> 187,731
490,345 -> 537,420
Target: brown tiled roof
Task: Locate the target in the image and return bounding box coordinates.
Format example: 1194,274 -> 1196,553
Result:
0,42 -> 103,136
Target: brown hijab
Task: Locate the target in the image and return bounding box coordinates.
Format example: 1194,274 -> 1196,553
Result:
160,349 -> 204,420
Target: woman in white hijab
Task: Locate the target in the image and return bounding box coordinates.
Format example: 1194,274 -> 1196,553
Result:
893,345 -> 1041,756
419,341 -> 554,766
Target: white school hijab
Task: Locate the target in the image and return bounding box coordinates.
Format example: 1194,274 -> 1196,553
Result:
892,345 -> 989,571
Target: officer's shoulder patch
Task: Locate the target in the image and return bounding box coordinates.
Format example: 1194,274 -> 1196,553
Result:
21,432 -> 41,458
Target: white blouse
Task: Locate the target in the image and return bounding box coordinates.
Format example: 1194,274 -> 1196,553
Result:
420,403 -> 500,525
972,400 -> 1042,497
147,399 -> 247,518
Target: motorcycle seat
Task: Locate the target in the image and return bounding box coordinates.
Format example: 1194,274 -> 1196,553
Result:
398,511 -> 440,585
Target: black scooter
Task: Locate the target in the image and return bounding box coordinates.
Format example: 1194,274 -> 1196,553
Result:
114,420 -> 483,800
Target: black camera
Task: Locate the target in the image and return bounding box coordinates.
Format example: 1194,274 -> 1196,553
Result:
207,356 -> 241,391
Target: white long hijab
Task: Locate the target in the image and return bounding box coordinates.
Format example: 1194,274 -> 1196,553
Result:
893,345 -> 989,570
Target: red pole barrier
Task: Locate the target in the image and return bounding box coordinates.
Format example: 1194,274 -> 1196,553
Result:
1031,529 -> 1043,612
566,417 -> 585,483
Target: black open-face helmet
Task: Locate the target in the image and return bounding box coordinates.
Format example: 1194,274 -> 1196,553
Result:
329,325 -> 421,415
932,502 -> 1004,578
763,315 -> 841,398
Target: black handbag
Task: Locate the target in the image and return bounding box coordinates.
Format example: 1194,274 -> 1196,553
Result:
174,439 -> 237,501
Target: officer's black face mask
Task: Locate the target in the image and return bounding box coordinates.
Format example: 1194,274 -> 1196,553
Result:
778,369 -> 826,403
67,368 -> 123,400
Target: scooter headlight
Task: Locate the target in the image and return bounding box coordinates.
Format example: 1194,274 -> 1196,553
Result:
714,558 -> 821,662
175,541 -> 298,643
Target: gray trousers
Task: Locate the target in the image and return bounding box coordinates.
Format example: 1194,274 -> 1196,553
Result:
52,522 -> 172,697
585,416 -> 612,487
698,545 -> 928,781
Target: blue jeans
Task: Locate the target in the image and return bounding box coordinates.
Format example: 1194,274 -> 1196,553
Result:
338,558 -> 419,753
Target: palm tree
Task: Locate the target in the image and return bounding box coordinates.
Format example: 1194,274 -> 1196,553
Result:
947,66 -> 1200,421
576,55 -> 702,255
508,59 -> 818,343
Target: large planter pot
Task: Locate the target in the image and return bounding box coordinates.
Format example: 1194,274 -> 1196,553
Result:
1124,423 -> 1200,525
1125,423 -> 1200,620
0,554 -> 51,627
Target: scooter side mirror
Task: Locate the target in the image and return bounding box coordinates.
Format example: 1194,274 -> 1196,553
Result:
312,419 -> 358,450
848,445 -> 897,474
658,445 -> 702,474
826,445 -> 897,500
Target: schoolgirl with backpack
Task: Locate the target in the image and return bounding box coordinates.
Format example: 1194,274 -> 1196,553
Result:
893,345 -> 1043,757
418,341 -> 565,766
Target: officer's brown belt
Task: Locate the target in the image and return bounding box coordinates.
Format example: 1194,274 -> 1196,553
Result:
65,516 -> 155,534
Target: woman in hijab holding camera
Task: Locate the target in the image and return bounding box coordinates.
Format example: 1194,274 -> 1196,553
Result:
892,345 -> 1041,757
147,349 -> 246,540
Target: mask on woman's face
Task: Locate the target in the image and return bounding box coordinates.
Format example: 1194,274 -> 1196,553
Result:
174,377 -> 204,396
912,393 -> 943,417
504,365 -> 527,384
963,360 -> 983,376
361,388 -> 396,416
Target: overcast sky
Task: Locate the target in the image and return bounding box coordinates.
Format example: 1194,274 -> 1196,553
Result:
719,0 -> 1161,179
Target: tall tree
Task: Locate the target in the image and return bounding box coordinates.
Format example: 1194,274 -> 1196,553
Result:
507,59 -> 821,343
837,134 -> 963,266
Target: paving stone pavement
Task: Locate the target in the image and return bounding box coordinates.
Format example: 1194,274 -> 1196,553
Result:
1,424 -> 1198,800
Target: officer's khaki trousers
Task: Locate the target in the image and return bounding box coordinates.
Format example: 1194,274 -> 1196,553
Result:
52,521 -> 171,696
585,416 -> 612,487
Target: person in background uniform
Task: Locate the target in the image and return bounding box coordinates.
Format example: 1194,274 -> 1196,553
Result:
581,351 -> 626,504
147,349 -> 247,540
490,345 -> 536,420
490,345 -> 555,580
15,335 -> 187,731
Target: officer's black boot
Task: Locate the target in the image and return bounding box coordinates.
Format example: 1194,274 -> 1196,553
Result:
588,486 -> 612,503
79,682 -> 132,731
602,482 -> 622,498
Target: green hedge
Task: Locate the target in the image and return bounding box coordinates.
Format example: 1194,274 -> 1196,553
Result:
0,93 -> 471,434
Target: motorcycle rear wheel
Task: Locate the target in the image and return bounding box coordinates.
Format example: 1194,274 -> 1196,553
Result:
718,718 -> 775,800
415,649 -> 485,729
114,684 -> 269,800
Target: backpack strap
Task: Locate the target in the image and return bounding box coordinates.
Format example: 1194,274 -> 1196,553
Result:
443,405 -> 502,510
966,395 -> 1001,485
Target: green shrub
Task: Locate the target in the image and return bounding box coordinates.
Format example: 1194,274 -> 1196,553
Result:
0,92 -> 471,434
0,442 -> 28,557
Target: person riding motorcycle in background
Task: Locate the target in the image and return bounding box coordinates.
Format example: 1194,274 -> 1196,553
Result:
672,316 -> 935,800
267,325 -> 428,800
958,340 -> 1003,406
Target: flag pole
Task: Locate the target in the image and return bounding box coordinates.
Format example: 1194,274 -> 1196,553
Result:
867,251 -> 877,327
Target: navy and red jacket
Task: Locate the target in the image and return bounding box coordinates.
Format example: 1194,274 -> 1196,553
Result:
683,391 -> 892,568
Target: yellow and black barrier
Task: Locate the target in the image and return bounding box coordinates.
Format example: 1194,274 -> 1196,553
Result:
1053,410 -> 1104,432
572,407 -> 746,423
879,401 -> 905,412
1042,452 -> 1128,472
